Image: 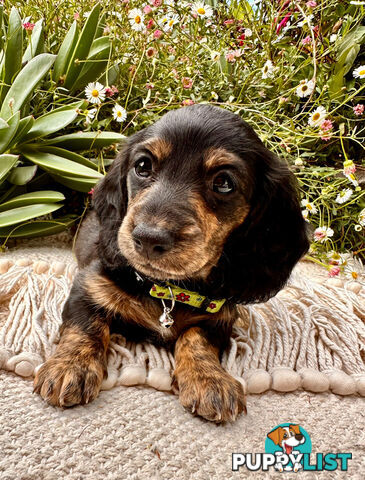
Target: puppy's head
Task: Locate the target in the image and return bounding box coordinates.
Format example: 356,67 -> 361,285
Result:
267,425 -> 305,454
93,105 -> 308,303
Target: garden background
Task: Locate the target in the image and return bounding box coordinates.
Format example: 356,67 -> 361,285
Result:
0,0 -> 364,280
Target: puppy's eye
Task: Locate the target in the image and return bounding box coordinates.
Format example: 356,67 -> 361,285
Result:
212,173 -> 235,194
135,157 -> 152,178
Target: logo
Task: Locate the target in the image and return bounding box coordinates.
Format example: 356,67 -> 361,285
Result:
232,423 -> 352,473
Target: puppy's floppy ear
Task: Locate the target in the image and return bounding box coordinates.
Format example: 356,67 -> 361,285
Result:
267,427 -> 282,445
216,147 -> 309,304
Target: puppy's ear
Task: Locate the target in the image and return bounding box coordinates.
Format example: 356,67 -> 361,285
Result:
291,425 -> 301,435
216,148 -> 309,304
267,427 -> 282,445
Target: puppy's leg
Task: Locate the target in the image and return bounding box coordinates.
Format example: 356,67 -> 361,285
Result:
173,326 -> 246,422
34,275 -> 109,407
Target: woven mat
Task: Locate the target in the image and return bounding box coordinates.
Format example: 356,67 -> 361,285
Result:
0,245 -> 364,397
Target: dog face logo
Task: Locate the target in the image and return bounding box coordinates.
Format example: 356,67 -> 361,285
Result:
265,423 -> 311,472
267,424 -> 305,455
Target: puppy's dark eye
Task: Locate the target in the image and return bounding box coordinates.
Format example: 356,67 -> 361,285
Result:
135,157 -> 152,178
212,173 -> 235,194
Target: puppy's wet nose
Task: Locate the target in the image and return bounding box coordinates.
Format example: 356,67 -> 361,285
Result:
295,434 -> 304,441
132,224 -> 174,259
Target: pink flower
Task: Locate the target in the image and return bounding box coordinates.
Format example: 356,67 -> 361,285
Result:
320,119 -> 333,132
74,12 -> 80,20
105,85 -> 119,97
151,0 -> 162,6
306,1 -> 317,7
153,29 -> 163,39
226,52 -> 236,62
302,36 -> 311,45
23,22 -> 35,32
276,13 -> 291,34
321,133 -> 332,142
328,266 -> 340,277
182,99 -> 194,106
182,77 -> 193,89
88,188 -> 95,196
343,161 -> 356,176
353,104 -> 364,116
143,5 -> 152,14
145,83 -> 154,89
224,19 -> 235,25
147,18 -> 154,29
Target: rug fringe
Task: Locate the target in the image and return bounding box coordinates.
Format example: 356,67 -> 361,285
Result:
0,258 -> 364,397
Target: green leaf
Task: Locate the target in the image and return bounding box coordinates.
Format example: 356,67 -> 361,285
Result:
42,131 -> 125,150
0,112 -> 20,154
7,165 -> 38,185
51,173 -> 99,192
37,146 -> 99,170
1,7 -> 23,103
0,118 -> 9,130
22,19 -> 44,63
21,150 -> 104,178
99,61 -> 120,86
20,105 -> 80,142
53,20 -> 79,82
72,37 -> 111,91
0,190 -> 64,211
0,203 -> 62,228
0,53 -> 56,120
0,215 -> 76,238
64,4 -> 101,90
11,115 -> 34,146
0,154 -> 19,183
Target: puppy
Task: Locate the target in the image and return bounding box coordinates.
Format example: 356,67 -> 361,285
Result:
34,105 -> 309,422
267,424 -> 306,472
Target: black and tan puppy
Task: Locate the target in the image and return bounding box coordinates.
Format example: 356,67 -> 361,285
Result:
34,105 -> 309,422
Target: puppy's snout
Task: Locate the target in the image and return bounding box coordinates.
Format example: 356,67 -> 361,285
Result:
132,223 -> 174,259
295,434 -> 304,442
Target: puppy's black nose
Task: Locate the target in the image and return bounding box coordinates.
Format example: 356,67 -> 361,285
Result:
295,434 -> 304,441
132,224 -> 174,259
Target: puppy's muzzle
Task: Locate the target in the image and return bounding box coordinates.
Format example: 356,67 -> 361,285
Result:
132,223 -> 174,259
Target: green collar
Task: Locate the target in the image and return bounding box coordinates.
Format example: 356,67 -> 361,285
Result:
149,281 -> 226,313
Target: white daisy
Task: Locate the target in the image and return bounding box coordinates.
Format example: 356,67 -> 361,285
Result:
313,226 -> 334,243
191,2 -> 213,18
244,28 -> 253,37
353,65 -> 365,79
308,106 -> 327,127
358,207 -> 365,227
344,172 -> 359,187
85,82 -> 106,104
344,257 -> 364,282
300,198 -> 318,214
128,8 -> 145,31
298,14 -> 314,28
326,250 -> 342,263
339,253 -> 353,266
112,104 -> 127,123
210,51 -> 221,62
335,188 -> 353,204
84,108 -> 97,124
302,209 -> 309,222
296,79 -> 315,98
329,34 -> 338,43
159,14 -> 179,32
262,60 -> 275,79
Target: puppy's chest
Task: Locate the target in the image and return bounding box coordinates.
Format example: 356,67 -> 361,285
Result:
85,273 -> 223,345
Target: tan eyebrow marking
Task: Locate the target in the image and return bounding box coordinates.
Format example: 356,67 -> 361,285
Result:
204,147 -> 242,170
141,137 -> 172,163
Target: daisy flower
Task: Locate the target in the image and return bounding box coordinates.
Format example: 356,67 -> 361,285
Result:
210,51 -> 221,62
262,60 -> 275,79
353,104 -> 364,116
344,258 -> 364,282
313,226 -> 334,243
296,79 -> 315,98
339,252 -> 354,266
301,198 -> 318,214
308,106 -> 327,127
335,188 -> 353,204
302,209 -> 309,222
245,28 -> 253,37
112,104 -> 127,123
345,172 -> 359,187
353,65 -> 365,79
191,2 -> 213,18
358,207 -> 365,227
128,8 -> 145,31
85,82 -> 106,104
327,250 -> 342,264
159,14 -> 179,32
84,108 -> 97,124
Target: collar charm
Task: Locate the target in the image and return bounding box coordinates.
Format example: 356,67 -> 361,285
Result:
158,285 -> 175,328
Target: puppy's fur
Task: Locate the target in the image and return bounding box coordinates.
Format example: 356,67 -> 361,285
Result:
34,105 -> 309,422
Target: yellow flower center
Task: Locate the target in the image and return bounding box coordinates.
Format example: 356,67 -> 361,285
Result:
135,15 -> 141,24
117,111 -> 122,117
352,271 -> 358,279
359,69 -> 365,76
91,89 -> 99,97
197,7 -> 206,14
302,85 -> 308,91
169,20 -> 174,26
313,113 -> 320,121
307,204 -> 312,210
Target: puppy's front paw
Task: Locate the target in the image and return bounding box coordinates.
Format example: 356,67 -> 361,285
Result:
33,355 -> 106,407
173,368 -> 246,422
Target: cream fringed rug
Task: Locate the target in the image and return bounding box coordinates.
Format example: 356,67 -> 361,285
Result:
0,248 -> 365,398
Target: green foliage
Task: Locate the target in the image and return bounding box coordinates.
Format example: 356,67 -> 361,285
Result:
0,3 -> 123,241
